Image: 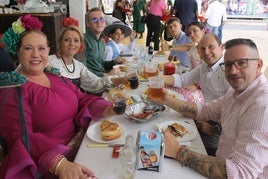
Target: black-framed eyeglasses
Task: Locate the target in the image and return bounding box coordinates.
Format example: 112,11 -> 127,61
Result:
90,17 -> 105,24
219,58 -> 259,72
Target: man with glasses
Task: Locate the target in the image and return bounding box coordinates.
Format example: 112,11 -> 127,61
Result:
159,38 -> 268,178
163,33 -> 230,156
84,7 -> 125,77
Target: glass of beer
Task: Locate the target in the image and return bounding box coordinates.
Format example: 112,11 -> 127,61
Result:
126,70 -> 139,89
148,76 -> 165,100
144,61 -> 158,79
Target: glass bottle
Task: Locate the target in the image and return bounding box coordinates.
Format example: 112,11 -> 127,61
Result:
120,135 -> 136,179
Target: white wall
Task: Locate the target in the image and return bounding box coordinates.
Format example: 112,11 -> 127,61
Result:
69,0 -> 99,33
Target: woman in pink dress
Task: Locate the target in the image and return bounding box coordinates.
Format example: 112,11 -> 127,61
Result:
0,15 -> 120,179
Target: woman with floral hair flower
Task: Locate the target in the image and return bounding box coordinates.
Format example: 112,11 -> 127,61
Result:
48,17 -> 111,94
0,14 -> 121,179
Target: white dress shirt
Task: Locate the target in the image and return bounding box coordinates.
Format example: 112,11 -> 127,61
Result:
173,56 -> 230,102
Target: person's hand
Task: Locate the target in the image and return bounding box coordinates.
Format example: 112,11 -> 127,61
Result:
57,159 -> 97,179
195,121 -> 218,135
130,31 -> 136,42
183,84 -> 197,91
163,129 -> 181,159
161,39 -> 170,51
114,57 -> 126,64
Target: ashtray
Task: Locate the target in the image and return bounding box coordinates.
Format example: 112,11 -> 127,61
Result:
125,100 -> 166,123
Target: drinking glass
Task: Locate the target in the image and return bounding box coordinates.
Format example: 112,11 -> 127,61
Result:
148,76 -> 165,100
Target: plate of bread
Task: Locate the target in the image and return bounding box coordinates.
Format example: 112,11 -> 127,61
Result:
158,121 -> 197,142
87,119 -> 126,143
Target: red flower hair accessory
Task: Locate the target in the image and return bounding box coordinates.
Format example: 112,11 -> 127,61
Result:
1,14 -> 43,54
62,17 -> 79,27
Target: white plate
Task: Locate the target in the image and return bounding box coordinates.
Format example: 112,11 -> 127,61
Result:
158,121 -> 197,142
87,122 -> 127,144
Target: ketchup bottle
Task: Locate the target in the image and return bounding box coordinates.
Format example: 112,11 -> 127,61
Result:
164,62 -> 176,75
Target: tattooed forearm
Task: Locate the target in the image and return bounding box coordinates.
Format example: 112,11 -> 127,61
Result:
178,104 -> 197,117
178,148 -> 227,179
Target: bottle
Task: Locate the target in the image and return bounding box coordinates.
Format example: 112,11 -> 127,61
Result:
148,42 -> 154,60
120,135 -> 136,179
148,42 -> 154,55
163,62 -> 176,75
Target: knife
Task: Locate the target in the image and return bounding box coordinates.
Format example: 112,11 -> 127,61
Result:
87,144 -> 124,148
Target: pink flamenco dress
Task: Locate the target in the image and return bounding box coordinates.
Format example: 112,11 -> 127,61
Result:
0,70 -> 112,179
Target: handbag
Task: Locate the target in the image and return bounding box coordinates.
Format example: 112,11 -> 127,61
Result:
141,15 -> 147,23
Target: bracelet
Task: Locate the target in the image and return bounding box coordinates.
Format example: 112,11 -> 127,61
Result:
55,157 -> 67,175
49,154 -> 63,174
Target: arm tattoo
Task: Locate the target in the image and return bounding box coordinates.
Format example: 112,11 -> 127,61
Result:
178,148 -> 227,179
178,103 -> 197,117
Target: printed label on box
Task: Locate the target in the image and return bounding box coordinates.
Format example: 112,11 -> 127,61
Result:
136,131 -> 163,172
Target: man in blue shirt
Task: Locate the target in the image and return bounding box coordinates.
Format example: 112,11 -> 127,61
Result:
166,17 -> 191,74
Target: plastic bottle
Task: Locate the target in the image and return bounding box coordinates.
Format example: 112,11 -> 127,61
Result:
120,135 -> 136,179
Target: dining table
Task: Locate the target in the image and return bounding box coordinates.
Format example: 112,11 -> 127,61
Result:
74,56 -> 208,179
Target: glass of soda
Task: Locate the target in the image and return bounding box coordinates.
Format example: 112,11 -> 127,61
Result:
126,66 -> 139,89
111,93 -> 128,115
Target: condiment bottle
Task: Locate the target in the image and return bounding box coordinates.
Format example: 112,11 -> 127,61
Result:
163,62 -> 176,75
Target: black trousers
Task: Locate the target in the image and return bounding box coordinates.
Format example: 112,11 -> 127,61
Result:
146,14 -> 161,51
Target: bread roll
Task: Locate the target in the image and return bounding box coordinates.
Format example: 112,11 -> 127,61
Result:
100,119 -> 121,141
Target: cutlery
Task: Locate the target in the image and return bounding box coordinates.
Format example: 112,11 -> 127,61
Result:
87,144 -> 124,148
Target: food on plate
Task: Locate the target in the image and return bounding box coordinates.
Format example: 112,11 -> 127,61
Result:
109,88 -> 127,100
110,76 -> 129,87
100,119 -> 121,141
157,62 -> 164,71
156,50 -> 165,56
168,122 -> 188,137
119,65 -> 127,72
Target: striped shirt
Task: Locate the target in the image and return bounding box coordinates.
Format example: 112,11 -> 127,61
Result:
173,56 -> 230,102
197,74 -> 268,178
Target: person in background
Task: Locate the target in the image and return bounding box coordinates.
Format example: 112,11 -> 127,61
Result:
163,33 -> 230,156
0,47 -> 14,72
84,7 -> 124,77
48,17 -> 111,95
113,0 -> 127,24
173,0 -> 198,32
161,38 -> 268,178
146,0 -> 167,51
198,1 -> 208,22
162,21 -> 205,70
204,0 -> 227,38
103,21 -> 136,62
132,0 -> 146,39
0,14 -> 123,179
163,17 -> 191,74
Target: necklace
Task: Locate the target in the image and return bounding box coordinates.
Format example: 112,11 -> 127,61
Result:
61,56 -> 75,73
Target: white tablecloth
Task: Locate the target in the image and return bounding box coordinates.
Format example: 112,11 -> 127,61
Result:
74,74 -> 208,179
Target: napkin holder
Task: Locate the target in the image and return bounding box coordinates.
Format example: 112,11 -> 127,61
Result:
136,130 -> 164,172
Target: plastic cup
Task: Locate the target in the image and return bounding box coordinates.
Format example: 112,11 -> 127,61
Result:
148,76 -> 165,100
